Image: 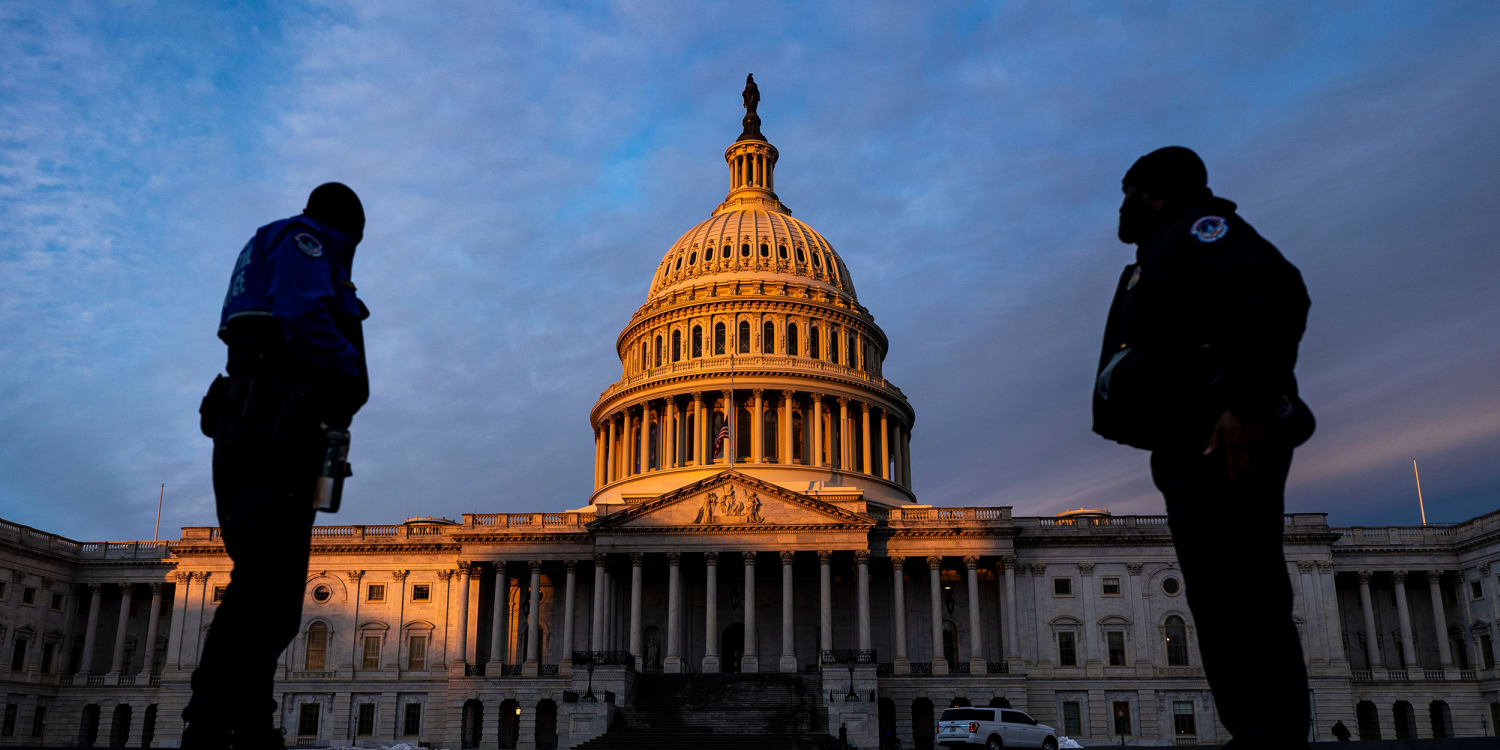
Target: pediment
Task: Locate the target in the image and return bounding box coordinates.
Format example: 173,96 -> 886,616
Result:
593,471 -> 873,531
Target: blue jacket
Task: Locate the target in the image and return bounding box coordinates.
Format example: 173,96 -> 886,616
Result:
219,214 -> 369,383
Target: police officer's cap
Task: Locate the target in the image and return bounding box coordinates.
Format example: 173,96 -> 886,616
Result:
305,182 -> 365,240
1122,146 -> 1210,201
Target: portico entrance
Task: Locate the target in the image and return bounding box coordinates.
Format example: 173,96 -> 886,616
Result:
721,622 -> 744,673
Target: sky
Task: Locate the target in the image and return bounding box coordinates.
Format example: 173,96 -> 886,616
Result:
2,1 -> 1498,541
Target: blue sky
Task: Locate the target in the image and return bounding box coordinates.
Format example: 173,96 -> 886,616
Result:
2,1 -> 1497,541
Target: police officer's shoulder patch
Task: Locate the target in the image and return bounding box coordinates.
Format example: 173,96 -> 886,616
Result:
294,232 -> 324,258
1189,215 -> 1229,243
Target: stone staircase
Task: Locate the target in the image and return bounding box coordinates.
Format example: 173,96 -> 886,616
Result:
574,672 -> 832,750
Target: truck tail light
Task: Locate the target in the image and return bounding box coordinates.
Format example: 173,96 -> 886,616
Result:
968,722 -> 979,733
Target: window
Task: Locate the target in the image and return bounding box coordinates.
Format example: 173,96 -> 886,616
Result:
212,586 -> 227,602
356,703 -> 375,736
1107,631 -> 1127,666
1173,701 -> 1197,736
1053,578 -> 1072,596
1481,633 -> 1494,669
363,636 -> 381,670
714,322 -> 725,355
1472,581 -> 1484,600
674,257 -> 682,270
759,243 -> 769,257
778,245 -> 787,259
796,247 -> 806,264
1112,701 -> 1132,735
50,593 -> 63,610
0,582 -> 6,599
311,584 -> 331,603
29,706 -> 43,738
848,333 -> 858,367
812,253 -> 821,267
1165,616 -> 1189,665
654,335 -> 663,367
403,703 -> 422,736
2,704 -> 15,737
41,642 -> 55,673
21,587 -> 35,605
787,323 -> 799,356
408,635 -> 427,670
688,251 -> 697,264
367,584 -> 385,602
740,243 -> 750,257
1162,577 -> 1181,595
10,638 -> 26,671
411,584 -> 430,601
1057,632 -> 1077,666
830,326 -> 840,363
762,321 -> 774,354
673,330 -> 682,362
305,622 -> 329,670
692,326 -> 703,358
722,245 -> 731,259
297,703 -> 319,737
809,326 -> 821,359
1062,702 -> 1082,736
1102,577 -> 1121,595
737,321 -> 750,353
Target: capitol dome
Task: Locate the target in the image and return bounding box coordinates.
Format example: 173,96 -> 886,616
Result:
588,76 -> 915,509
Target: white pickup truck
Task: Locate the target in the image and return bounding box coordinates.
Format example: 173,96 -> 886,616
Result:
937,706 -> 1058,750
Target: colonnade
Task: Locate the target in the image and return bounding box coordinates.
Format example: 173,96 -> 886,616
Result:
594,390 -> 912,490
1353,569 -> 1459,674
72,581 -> 167,681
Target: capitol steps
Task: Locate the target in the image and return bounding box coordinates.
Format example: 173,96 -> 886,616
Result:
574,673 -> 833,750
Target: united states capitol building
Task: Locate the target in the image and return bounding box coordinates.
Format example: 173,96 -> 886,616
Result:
3,85 -> 1498,749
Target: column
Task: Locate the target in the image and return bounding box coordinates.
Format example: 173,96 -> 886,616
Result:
893,558 -> 909,673
629,553 -> 644,670
812,396 -> 825,467
928,557 -> 947,674
1318,562 -> 1347,665
779,551 -> 797,672
703,552 -> 720,673
1296,561 -> 1323,665
903,428 -> 912,488
523,561 -> 541,674
837,398 -> 850,469
140,583 -> 164,678
856,551 -> 872,652
593,428 -> 602,488
694,394 -> 706,465
637,404 -> 649,475
781,391 -> 794,464
109,583 -> 133,674
724,390 -> 737,465
561,560 -> 577,673
1357,572 -> 1383,670
1427,571 -> 1454,668
818,551 -> 833,655
489,562 -> 508,668
1078,562 -> 1099,668
665,553 -> 683,673
860,402 -> 873,475
891,420 -> 903,485
590,556 -> 607,651
965,556 -> 984,669
1004,558 -> 1020,667
879,409 -> 890,480
1126,562 -> 1148,667
666,398 -> 677,469
166,574 -> 190,668
454,564 -> 472,668
752,390 -> 764,463
742,551 -> 758,672
606,416 -> 618,482
1392,570 -> 1417,669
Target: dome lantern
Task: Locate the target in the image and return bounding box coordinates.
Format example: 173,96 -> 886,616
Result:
716,74 -> 790,216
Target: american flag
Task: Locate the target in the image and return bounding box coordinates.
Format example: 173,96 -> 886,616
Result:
714,424 -> 730,452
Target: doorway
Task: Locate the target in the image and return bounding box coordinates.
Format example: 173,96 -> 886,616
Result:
721,623 -> 744,673
911,697 -> 934,750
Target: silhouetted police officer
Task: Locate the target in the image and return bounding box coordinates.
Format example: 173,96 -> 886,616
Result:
1093,147 -> 1314,749
187,183 -> 370,748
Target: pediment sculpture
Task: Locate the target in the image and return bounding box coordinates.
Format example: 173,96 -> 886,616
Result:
691,484 -> 764,525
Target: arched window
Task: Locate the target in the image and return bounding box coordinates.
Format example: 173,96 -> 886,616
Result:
654,336 -> 662,367
689,251 -> 697,264
1164,616 -> 1188,666
792,411 -> 805,462
787,323 -> 799,357
848,332 -> 859,368
809,326 -> 821,359
306,622 -> 329,670
738,321 -> 750,354
759,243 -> 769,257
778,245 -> 787,260
672,330 -> 681,362
641,342 -> 647,371
1429,700 -> 1453,738
740,243 -> 751,258
796,247 -> 806,264
1393,701 -> 1415,740
722,245 -> 731,259
714,323 -> 726,355
764,407 -> 778,461
1356,701 -> 1380,740
737,406 -> 752,461
762,321 -> 774,354
830,326 -> 840,363
692,326 -> 703,358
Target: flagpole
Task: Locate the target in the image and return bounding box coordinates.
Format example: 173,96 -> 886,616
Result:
1412,459 -> 1427,526
154,483 -> 164,540
728,349 -> 735,467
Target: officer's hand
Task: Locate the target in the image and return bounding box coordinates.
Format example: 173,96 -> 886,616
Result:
1204,410 -> 1266,481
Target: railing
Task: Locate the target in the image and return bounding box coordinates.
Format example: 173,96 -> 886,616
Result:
986,662 -> 1009,674
539,664 -> 560,676
950,661 -> 971,674
467,513 -> 590,530
288,670 -> 337,680
909,661 -> 932,675
1332,524 -> 1458,548
464,663 -> 485,677
1423,669 -> 1445,681
58,674 -> 73,686
1460,669 -> 1477,680
573,650 -> 636,667
876,662 -> 893,675
1351,669 -> 1372,682
1386,669 -> 1409,681
1153,666 -> 1204,678
820,649 -> 877,665
117,674 -> 136,685
148,674 -> 162,686
86,675 -> 105,685
500,665 -> 524,677
885,507 -> 1009,523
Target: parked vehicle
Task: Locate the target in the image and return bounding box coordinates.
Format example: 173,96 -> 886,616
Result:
937,706 -> 1058,750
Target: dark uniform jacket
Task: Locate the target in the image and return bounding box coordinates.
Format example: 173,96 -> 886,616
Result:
1092,196 -> 1313,451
